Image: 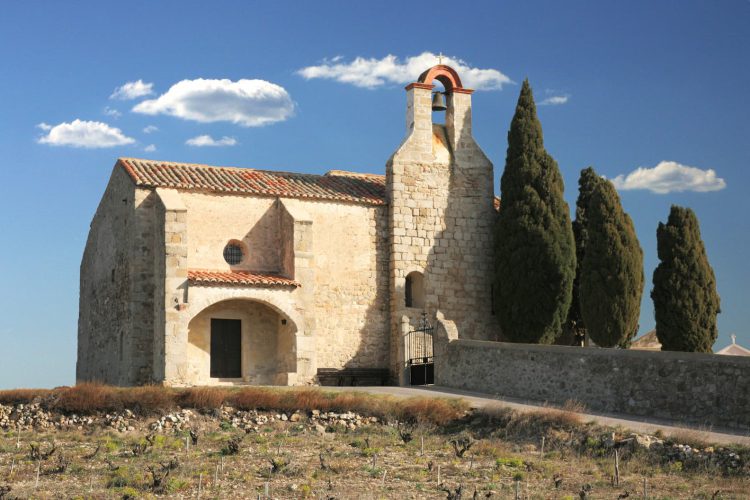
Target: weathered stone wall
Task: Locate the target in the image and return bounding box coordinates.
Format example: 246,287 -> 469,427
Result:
387,84 -> 500,382
436,338 -> 750,430
297,200 -> 389,371
181,193 -> 281,273
172,191 -> 389,380
77,167 -> 135,385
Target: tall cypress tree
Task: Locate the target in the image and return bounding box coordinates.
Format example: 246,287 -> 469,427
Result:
563,167 -> 604,344
495,80 -> 576,344
652,206 -> 720,352
578,171 -> 644,347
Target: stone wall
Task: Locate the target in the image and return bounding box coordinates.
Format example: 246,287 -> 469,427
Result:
77,167 -> 135,385
435,336 -> 750,431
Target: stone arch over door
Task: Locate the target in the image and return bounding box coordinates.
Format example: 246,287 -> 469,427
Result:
185,287 -> 313,385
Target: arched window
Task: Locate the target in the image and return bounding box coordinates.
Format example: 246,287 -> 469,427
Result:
405,271 -> 425,309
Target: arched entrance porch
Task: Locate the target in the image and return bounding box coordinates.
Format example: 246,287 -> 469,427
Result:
186,298 -> 299,385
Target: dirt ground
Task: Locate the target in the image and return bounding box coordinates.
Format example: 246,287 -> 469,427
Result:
1,409 -> 748,500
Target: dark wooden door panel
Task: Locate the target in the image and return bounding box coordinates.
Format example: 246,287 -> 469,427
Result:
210,319 -> 242,378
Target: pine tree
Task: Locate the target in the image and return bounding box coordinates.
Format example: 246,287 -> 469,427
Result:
652,206 -> 720,352
563,167 -> 604,344
578,171 -> 644,347
494,80 -> 576,344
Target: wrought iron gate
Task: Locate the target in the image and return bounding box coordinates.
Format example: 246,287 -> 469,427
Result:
406,312 -> 434,385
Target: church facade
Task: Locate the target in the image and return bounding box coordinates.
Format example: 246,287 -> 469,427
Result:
77,65 -> 500,386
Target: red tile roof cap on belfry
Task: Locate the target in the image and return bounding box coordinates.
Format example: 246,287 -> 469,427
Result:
187,269 -> 301,288
118,157 -> 386,206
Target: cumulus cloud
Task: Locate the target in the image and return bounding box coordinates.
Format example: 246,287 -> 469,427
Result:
110,79 -> 154,100
539,95 -> 569,106
144,144 -> 157,152
611,161 -> 726,194
185,135 -> 237,147
103,106 -> 122,117
37,119 -> 135,148
132,78 -> 294,127
143,125 -> 158,134
297,52 -> 512,90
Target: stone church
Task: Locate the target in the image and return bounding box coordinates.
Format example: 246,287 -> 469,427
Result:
77,64 -> 500,387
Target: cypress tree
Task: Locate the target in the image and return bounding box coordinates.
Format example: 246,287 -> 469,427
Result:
652,206 -> 720,352
563,167 -> 604,344
578,171 -> 644,347
495,80 -> 576,344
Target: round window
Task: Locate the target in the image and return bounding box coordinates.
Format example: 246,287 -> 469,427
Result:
223,242 -> 244,265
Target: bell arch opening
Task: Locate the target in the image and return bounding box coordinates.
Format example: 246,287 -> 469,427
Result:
186,298 -> 298,385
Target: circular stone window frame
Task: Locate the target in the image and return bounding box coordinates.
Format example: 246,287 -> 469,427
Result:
223,239 -> 248,266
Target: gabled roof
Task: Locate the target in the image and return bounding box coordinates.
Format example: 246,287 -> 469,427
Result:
631,330 -> 661,351
187,269 -> 300,288
118,158 -> 386,206
716,338 -> 750,356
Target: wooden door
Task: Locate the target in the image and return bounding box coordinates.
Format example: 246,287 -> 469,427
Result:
210,319 -> 242,378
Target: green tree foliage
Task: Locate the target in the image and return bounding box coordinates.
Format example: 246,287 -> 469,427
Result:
578,171 -> 644,347
494,80 -> 576,344
652,206 -> 720,352
563,167 -> 604,344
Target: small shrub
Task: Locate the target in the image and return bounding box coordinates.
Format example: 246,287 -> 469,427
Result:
106,467 -> 140,489
166,477 -> 189,493
495,457 -> 524,469
221,436 -> 242,455
667,461 -> 684,473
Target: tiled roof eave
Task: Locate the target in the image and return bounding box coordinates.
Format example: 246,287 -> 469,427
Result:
187,269 -> 301,288
118,158 -> 387,206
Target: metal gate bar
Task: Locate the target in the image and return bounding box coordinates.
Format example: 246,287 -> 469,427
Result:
406,312 -> 434,385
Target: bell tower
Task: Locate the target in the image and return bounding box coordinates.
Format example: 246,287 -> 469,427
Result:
386,64 -> 498,384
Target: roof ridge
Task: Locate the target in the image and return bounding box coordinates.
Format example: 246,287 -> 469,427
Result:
326,169 -> 384,178
119,157 -> 381,179
117,158 -> 386,206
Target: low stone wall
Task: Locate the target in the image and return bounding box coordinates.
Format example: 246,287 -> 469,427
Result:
435,337 -> 750,431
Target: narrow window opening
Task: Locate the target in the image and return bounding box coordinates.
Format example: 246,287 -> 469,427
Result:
405,271 -> 425,309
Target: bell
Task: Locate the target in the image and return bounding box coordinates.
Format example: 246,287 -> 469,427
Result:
431,91 -> 447,112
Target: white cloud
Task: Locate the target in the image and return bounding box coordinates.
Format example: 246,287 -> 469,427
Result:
103,106 -> 122,118
110,79 -> 154,100
144,144 -> 157,152
143,125 -> 158,134
297,52 -> 512,90
37,119 -> 135,148
611,161 -> 726,194
539,95 -> 569,106
133,78 -> 294,127
185,135 -> 237,147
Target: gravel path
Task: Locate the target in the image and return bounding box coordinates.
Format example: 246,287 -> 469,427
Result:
327,385 -> 750,446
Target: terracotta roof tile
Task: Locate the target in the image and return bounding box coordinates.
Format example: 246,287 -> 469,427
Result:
187,269 -> 301,288
119,158 -> 385,205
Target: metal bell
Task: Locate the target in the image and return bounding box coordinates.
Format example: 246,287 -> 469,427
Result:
431,91 -> 447,112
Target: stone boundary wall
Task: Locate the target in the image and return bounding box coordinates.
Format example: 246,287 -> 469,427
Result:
435,337 -> 750,431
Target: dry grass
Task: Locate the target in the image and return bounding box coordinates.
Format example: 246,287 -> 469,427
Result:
51,383 -> 118,413
0,384 -> 470,427
0,388 -> 52,404
178,386 -> 229,410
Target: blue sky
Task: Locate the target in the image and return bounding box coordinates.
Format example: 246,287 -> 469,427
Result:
1,1 -> 748,388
